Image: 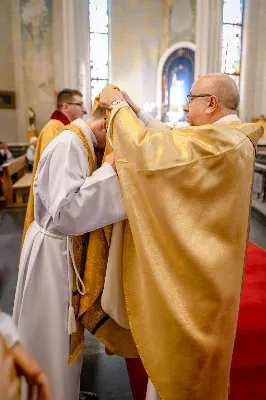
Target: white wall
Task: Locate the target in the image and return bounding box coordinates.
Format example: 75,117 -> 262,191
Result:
109,0 -> 162,109
0,0 -> 17,142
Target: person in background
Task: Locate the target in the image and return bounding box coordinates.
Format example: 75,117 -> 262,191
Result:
0,142 -> 13,166
26,136 -> 38,171
21,88 -> 87,247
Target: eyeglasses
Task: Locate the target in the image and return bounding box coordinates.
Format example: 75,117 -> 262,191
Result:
186,94 -> 212,105
67,102 -> 84,108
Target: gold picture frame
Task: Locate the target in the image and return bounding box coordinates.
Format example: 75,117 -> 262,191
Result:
0,91 -> 16,109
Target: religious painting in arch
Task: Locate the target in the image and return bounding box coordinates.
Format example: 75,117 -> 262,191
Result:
161,48 -> 194,123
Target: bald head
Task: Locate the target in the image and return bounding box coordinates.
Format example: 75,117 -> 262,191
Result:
194,74 -> 239,111
184,74 -> 240,126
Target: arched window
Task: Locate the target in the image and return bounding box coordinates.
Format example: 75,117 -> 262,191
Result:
89,0 -> 109,105
221,0 -> 244,87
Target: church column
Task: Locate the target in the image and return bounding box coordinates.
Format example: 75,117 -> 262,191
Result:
11,0 -> 27,141
195,0 -> 223,79
53,0 -> 90,110
53,0 -> 77,90
74,1 -> 90,112
12,0 -> 55,137
239,0 -> 266,121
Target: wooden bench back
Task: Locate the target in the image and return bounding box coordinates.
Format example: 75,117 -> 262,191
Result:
2,155 -> 27,207
5,155 -> 26,176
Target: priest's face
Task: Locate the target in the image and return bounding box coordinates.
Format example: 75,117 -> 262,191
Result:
183,79 -> 216,126
67,95 -> 87,121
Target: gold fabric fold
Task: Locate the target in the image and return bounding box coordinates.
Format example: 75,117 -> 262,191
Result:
108,106 -> 263,400
70,86 -> 138,365
59,123 -> 98,365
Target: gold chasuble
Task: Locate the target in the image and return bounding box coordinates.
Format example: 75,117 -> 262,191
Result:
105,106 -> 262,400
22,118 -> 66,247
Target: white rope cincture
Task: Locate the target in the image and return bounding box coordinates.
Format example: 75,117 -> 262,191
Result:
68,237 -> 86,296
33,221 -> 86,335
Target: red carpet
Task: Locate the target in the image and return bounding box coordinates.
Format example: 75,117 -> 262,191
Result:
126,242 -> 266,399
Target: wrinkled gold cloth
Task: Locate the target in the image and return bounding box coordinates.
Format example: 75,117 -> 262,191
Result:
252,118 -> 266,138
21,118 -> 66,247
108,106 -> 263,400
70,86 -> 138,364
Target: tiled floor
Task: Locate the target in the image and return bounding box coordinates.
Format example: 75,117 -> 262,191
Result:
0,208 -> 266,399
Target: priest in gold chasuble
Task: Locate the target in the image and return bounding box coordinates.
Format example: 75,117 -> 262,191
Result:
87,84 -> 263,400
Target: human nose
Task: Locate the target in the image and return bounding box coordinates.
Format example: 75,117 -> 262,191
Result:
183,103 -> 189,112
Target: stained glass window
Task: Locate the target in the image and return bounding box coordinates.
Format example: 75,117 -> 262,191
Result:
221,0 -> 244,87
89,0 -> 109,104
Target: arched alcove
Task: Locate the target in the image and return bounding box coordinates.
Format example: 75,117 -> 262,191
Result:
156,42 -> 195,123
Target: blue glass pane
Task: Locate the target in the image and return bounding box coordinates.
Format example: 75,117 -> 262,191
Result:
222,23 -> 242,74
89,0 -> 109,101
223,0 -> 244,25
91,79 -> 108,102
89,0 -> 108,33
91,61 -> 108,80
90,33 -> 108,79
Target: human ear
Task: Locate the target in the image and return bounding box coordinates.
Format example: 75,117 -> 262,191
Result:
205,95 -> 218,115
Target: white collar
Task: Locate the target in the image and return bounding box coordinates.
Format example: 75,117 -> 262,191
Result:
213,114 -> 240,124
69,118 -> 97,166
71,118 -> 98,147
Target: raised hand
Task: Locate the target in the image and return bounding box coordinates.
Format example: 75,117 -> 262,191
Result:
100,87 -> 124,109
105,152 -> 116,172
121,92 -> 141,115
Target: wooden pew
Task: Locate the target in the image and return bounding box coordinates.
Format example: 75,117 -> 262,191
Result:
254,162 -> 266,202
2,155 -> 32,207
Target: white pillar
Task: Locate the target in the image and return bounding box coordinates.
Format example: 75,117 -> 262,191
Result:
52,0 -> 65,91
52,0 -> 80,90
52,0 -> 90,109
11,0 -> 27,142
75,0 -> 90,112
239,0 -> 266,121
62,0 -> 77,88
195,0 -> 223,79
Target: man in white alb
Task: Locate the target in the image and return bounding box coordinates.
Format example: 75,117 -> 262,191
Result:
13,105 -> 126,400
